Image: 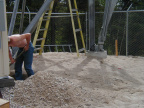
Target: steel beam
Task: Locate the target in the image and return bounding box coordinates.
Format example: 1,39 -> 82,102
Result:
24,0 -> 53,33
98,0 -> 118,51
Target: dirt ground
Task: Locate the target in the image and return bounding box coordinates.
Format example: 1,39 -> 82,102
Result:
2,52 -> 144,108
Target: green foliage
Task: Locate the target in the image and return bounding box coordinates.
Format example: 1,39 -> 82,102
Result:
117,0 -> 144,10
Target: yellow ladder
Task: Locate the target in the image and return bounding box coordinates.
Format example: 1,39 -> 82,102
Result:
68,0 -> 86,57
33,0 -> 54,55
33,0 -> 86,56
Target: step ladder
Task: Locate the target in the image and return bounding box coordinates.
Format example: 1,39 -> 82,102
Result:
33,0 -> 86,56
33,0 -> 54,55
68,0 -> 86,56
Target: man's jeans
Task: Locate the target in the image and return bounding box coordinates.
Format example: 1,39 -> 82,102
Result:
15,42 -> 34,80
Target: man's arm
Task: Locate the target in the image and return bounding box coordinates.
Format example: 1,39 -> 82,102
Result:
8,47 -> 15,64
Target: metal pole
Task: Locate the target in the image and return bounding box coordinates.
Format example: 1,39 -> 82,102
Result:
0,32 -> 1,49
126,10 -> 128,56
19,0 -> 26,34
0,0 -> 6,49
0,1 -> 6,31
88,0 -> 95,51
85,12 -> 88,50
26,6 -> 31,23
8,0 -> 20,36
12,0 -> 25,57
126,3 -> 133,56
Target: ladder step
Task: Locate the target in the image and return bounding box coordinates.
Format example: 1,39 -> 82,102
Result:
36,38 -> 45,42
39,29 -> 47,31
43,16 -> 48,18
75,29 -> 82,32
43,16 -> 51,18
44,15 -> 78,18
47,8 -> 52,11
72,9 -> 78,12
79,48 -> 85,53
34,47 -> 42,51
43,19 -> 50,21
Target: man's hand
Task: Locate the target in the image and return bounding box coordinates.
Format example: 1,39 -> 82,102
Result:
24,45 -> 29,51
10,58 -> 16,64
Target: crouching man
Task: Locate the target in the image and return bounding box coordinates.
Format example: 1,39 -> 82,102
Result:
8,33 -> 34,80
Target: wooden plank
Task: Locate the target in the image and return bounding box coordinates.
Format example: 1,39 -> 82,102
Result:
0,98 -> 9,108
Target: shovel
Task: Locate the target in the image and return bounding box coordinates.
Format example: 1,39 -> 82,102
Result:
9,49 -> 25,66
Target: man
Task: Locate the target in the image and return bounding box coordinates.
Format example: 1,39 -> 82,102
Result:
8,33 -> 34,80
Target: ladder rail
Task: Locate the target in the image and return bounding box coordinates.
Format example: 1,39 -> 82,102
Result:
68,0 -> 79,57
74,0 -> 86,54
33,15 -> 45,47
39,1 -> 54,55
33,0 -> 48,47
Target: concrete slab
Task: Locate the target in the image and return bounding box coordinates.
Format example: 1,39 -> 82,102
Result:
0,76 -> 15,88
86,50 -> 107,59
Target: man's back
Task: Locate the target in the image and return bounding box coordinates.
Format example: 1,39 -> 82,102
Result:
8,33 -> 31,48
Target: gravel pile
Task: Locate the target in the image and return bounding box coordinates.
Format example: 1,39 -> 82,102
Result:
1,71 -> 92,108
